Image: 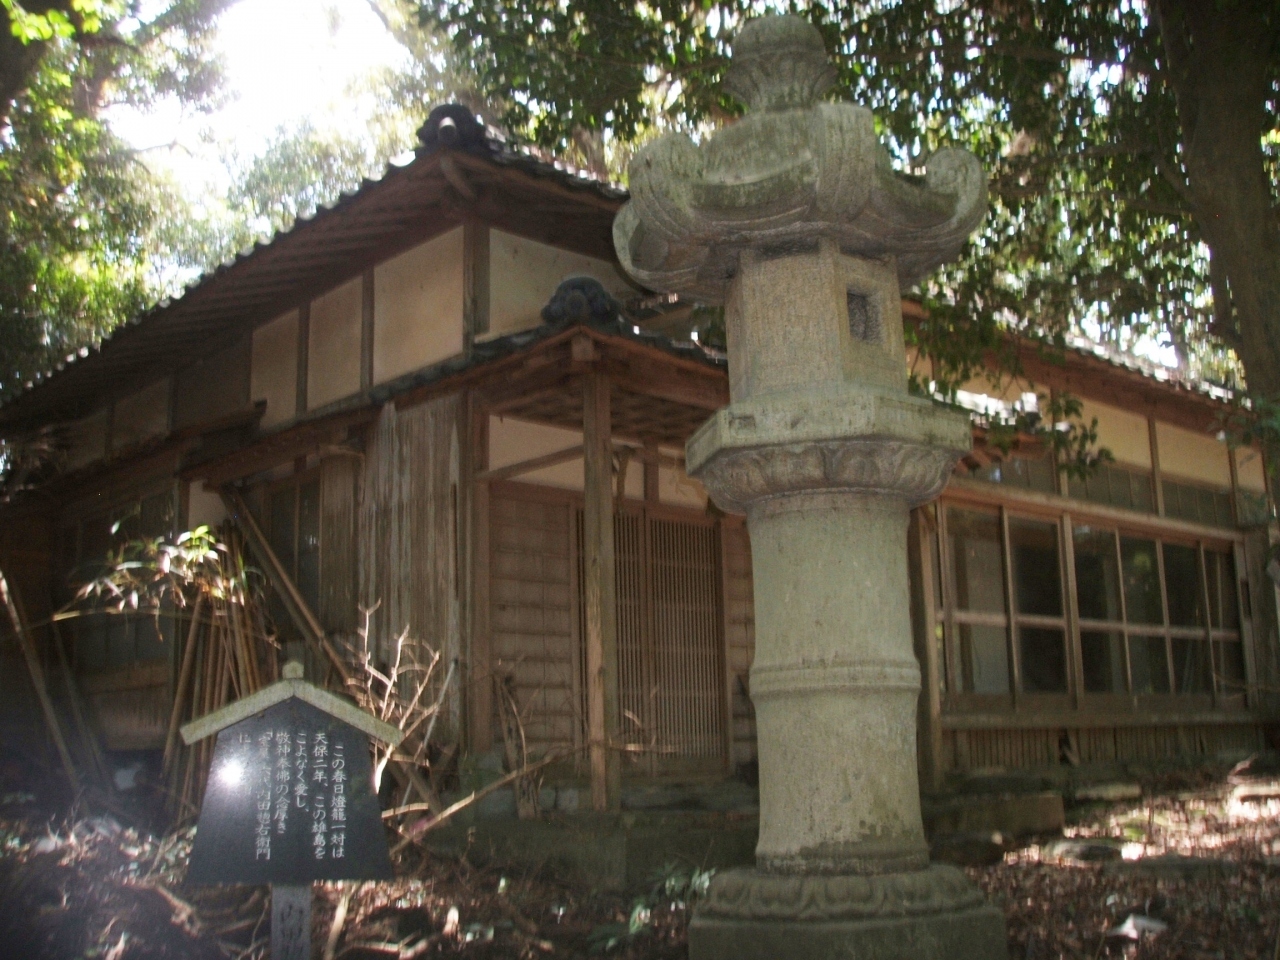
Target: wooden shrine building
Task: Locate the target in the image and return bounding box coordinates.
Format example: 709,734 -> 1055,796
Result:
0,106 -> 1277,805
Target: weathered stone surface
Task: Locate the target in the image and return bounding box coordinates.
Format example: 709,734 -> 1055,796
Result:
689,866 -> 1006,960
686,387 -> 971,514
612,12 -> 996,959
613,18 -> 986,304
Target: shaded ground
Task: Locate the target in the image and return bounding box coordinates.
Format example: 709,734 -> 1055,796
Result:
0,759 -> 1277,959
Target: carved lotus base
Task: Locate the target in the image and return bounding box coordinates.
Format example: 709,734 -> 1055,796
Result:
688,866 -> 1006,960
685,385 -> 971,514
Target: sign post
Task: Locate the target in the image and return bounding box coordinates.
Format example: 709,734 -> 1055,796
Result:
181,661 -> 403,958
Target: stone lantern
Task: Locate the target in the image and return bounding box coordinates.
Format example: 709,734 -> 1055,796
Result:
614,15 -> 1005,960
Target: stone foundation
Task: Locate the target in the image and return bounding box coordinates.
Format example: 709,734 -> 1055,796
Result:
688,866 -> 1006,960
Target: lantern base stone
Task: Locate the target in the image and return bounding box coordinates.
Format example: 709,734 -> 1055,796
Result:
688,865 -> 1006,960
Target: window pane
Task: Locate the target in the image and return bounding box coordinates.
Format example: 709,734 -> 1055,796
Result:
976,455 -> 1056,494
1129,472 -> 1154,513
1163,543 -> 1204,627
1025,456 -> 1056,494
1172,637 -> 1211,694
948,509 -> 1005,613
297,480 -> 321,618
1214,640 -> 1246,695
1120,537 -> 1163,625
1215,491 -> 1235,527
1019,626 -> 1067,693
1128,635 -> 1170,693
1073,527 -> 1121,621
1205,550 -> 1239,630
959,623 -> 1010,694
1081,630 -> 1125,693
1009,518 -> 1062,616
1103,465 -> 1132,510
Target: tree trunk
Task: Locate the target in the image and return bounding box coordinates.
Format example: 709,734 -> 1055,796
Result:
1155,0 -> 1280,400
0,30 -> 47,127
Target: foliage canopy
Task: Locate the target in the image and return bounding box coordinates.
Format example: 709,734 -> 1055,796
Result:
0,0 -> 230,399
422,0 -> 1280,408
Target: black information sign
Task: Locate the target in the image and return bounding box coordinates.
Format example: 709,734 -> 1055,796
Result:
187,698 -> 393,884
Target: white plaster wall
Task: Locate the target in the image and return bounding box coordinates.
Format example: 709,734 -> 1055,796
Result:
1079,398 -> 1152,470
1235,445 -> 1267,492
374,227 -> 465,384
112,379 -> 170,451
251,310 -> 299,429
187,482 -> 228,529
309,279 -> 363,410
65,408 -> 109,471
487,416 -> 651,498
1156,421 -> 1232,488
658,449 -> 707,509
490,416 -> 584,492
487,230 -> 634,338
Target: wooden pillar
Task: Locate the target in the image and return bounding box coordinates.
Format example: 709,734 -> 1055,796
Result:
583,370 -> 621,811
643,442 -> 661,504
467,398 -> 493,754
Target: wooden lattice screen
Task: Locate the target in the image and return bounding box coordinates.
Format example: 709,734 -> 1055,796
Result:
576,507 -> 727,775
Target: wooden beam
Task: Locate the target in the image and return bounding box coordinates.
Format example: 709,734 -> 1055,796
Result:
607,360 -> 728,412
582,369 -> 621,811
477,445 -> 584,483
439,154 -> 478,202
468,401 -> 493,754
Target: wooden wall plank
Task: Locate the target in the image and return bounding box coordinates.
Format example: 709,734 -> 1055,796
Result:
358,395 -> 462,739
320,455 -> 359,635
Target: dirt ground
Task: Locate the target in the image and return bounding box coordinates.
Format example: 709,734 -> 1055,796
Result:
0,758 -> 1277,960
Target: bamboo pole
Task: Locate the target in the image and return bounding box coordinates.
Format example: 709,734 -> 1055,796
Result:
50,620 -> 110,788
220,488 -> 352,684
163,595 -> 204,773
0,566 -> 79,793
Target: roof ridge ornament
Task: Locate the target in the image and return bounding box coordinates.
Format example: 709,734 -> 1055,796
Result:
613,14 -> 987,304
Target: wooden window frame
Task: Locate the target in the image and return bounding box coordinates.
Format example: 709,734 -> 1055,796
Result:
933,480 -> 1250,723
